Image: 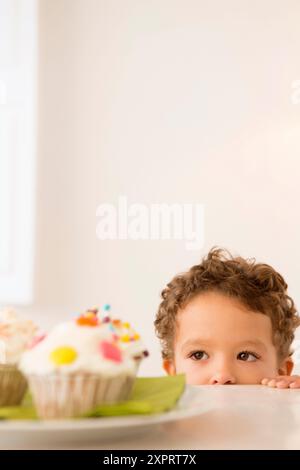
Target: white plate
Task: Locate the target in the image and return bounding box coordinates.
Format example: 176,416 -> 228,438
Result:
0,385 -> 209,448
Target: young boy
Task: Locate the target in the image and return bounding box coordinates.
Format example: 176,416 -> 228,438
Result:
155,247 -> 300,388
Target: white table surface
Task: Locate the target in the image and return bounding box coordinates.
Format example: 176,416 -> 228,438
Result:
2,385 -> 300,450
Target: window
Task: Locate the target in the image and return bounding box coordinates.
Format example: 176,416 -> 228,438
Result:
0,0 -> 37,303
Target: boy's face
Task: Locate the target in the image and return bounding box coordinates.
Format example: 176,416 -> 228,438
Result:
164,291 -> 292,385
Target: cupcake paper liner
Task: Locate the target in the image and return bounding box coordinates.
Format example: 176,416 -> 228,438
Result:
27,373 -> 135,419
0,364 -> 28,406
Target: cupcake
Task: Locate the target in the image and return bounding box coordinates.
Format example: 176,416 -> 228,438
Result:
20,309 -> 147,419
0,308 -> 37,406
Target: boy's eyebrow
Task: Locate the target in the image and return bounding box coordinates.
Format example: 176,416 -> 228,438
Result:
237,339 -> 267,352
181,338 -> 267,352
181,338 -> 213,351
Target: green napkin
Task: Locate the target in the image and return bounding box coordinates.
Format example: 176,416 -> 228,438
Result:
0,375 -> 185,420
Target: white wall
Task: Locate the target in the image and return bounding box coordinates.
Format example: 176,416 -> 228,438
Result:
22,0 -> 300,375
0,0 -> 37,303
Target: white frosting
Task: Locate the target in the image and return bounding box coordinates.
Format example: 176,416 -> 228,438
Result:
20,321 -> 136,376
0,308 -> 37,365
119,339 -> 146,358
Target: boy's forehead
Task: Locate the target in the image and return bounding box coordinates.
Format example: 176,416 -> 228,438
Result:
176,291 -> 274,344
178,290 -> 266,322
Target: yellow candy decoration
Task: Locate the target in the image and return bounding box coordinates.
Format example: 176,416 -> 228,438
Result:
123,322 -> 130,329
50,346 -> 77,366
134,333 -> 140,340
120,334 -> 130,342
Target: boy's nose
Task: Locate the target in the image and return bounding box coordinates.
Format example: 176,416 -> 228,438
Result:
209,371 -> 237,385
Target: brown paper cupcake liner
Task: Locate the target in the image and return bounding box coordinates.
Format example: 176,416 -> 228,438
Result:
0,364 -> 28,406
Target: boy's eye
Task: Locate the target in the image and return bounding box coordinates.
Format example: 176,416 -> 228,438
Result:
189,351 -> 209,361
237,351 -> 259,362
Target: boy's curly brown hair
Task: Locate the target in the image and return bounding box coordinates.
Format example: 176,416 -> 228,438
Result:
155,247 -> 300,361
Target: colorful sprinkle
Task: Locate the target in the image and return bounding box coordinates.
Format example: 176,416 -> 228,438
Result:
87,307 -> 98,314
123,322 -> 130,329
103,304 -> 111,312
76,315 -> 99,327
133,333 -> 140,340
85,312 -> 96,319
99,340 -> 122,363
103,316 -> 111,323
120,334 -> 130,343
112,319 -> 121,327
143,350 -> 149,357
50,346 -> 77,365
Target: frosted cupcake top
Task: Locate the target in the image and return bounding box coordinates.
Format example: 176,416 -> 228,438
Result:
0,308 -> 38,365
20,307 -> 148,376
96,305 -> 149,361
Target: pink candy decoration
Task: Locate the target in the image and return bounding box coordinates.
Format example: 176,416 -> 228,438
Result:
99,340 -> 122,363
